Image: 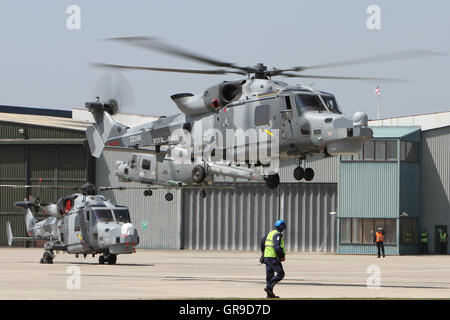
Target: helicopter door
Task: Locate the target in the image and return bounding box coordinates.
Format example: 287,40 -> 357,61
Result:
83,210 -> 90,239
280,95 -> 295,142
140,157 -> 156,181
66,213 -> 85,253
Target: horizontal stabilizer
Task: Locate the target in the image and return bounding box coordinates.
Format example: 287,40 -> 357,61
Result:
6,221 -> 32,247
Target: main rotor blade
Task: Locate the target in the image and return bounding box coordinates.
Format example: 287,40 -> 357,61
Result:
0,184 -> 80,189
278,49 -> 446,73
91,62 -> 246,75
280,72 -> 408,82
104,36 -> 253,73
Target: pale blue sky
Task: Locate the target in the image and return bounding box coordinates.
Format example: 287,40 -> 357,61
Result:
0,0 -> 449,119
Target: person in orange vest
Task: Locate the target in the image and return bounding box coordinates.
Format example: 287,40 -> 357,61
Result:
373,227 -> 385,258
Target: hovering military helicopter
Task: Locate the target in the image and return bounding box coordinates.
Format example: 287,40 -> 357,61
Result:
86,37 -> 442,195
5,183 -> 139,264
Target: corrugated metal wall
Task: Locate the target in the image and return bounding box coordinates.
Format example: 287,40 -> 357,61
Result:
182,183 -> 337,252
281,183 -> 337,252
0,121 -> 85,140
96,149 -> 182,249
279,156 -> 338,183
0,122 -> 90,246
421,126 -> 450,253
338,162 -> 400,218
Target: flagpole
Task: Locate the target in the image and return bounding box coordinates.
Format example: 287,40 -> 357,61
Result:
375,84 -> 381,120
377,94 -> 380,120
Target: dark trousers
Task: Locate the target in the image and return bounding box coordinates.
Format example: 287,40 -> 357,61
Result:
264,258 -> 285,290
440,242 -> 447,254
421,242 -> 428,254
376,242 -> 385,257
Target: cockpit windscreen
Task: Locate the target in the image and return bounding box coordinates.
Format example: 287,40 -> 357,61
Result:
294,94 -> 327,113
93,209 -> 114,223
114,209 -> 131,223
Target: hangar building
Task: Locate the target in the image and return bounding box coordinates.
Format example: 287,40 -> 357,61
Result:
0,106 -> 448,255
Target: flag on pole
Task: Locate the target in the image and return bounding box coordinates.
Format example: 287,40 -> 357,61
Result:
375,84 -> 381,96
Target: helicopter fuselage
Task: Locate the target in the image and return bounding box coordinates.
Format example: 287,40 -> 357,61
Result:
91,79 -> 372,189
14,193 -> 139,263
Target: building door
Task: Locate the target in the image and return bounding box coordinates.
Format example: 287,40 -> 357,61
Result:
435,225 -> 448,254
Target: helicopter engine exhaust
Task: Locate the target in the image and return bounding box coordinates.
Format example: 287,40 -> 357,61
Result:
171,81 -> 244,116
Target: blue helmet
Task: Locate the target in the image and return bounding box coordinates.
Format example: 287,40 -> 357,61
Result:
274,219 -> 286,230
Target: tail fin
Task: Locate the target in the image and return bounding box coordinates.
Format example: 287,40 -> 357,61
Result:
14,201 -> 39,238
85,102 -> 129,158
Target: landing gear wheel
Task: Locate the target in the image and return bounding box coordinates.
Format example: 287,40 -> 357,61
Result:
99,255 -> 106,264
107,254 -> 117,265
192,165 -> 206,183
165,192 -> 174,201
264,173 -> 280,189
293,167 -> 304,180
143,189 -> 152,197
304,168 -> 315,181
41,251 -> 53,264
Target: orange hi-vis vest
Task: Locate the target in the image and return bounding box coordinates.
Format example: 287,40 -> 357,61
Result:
376,232 -> 384,242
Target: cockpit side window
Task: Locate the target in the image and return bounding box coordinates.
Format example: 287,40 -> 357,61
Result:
294,94 -> 327,113
114,209 -> 131,223
321,94 -> 342,114
254,104 -> 270,126
142,159 -> 151,170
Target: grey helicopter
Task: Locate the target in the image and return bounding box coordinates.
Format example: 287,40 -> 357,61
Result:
85,37 -> 441,199
5,183 -> 139,264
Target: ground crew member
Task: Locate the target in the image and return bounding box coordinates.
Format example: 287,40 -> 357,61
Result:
373,227 -> 385,258
420,229 -> 428,254
260,219 -> 286,298
439,230 -> 448,254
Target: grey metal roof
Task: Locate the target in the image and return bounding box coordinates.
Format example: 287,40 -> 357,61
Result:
0,112 -> 91,131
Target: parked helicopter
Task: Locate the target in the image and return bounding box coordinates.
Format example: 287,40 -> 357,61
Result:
5,183 -> 139,264
86,37 -> 441,196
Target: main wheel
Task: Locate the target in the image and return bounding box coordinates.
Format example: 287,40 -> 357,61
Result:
304,168 -> 315,181
192,165 -> 206,183
99,255 -> 106,264
165,192 -> 174,201
264,173 -> 280,189
143,189 -> 152,197
293,167 -> 304,180
107,254 -> 117,265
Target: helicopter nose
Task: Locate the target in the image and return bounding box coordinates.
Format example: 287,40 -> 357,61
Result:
352,111 -> 369,127
115,161 -> 131,181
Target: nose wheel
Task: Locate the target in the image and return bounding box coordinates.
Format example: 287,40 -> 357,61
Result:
293,167 -> 304,180
293,160 -> 314,182
99,253 -> 117,265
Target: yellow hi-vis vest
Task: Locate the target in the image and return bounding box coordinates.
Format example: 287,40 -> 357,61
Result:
264,230 -> 286,258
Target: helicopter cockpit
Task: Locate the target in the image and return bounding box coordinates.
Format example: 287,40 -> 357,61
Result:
293,91 -> 342,115
319,92 -> 342,114
91,207 -> 131,224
